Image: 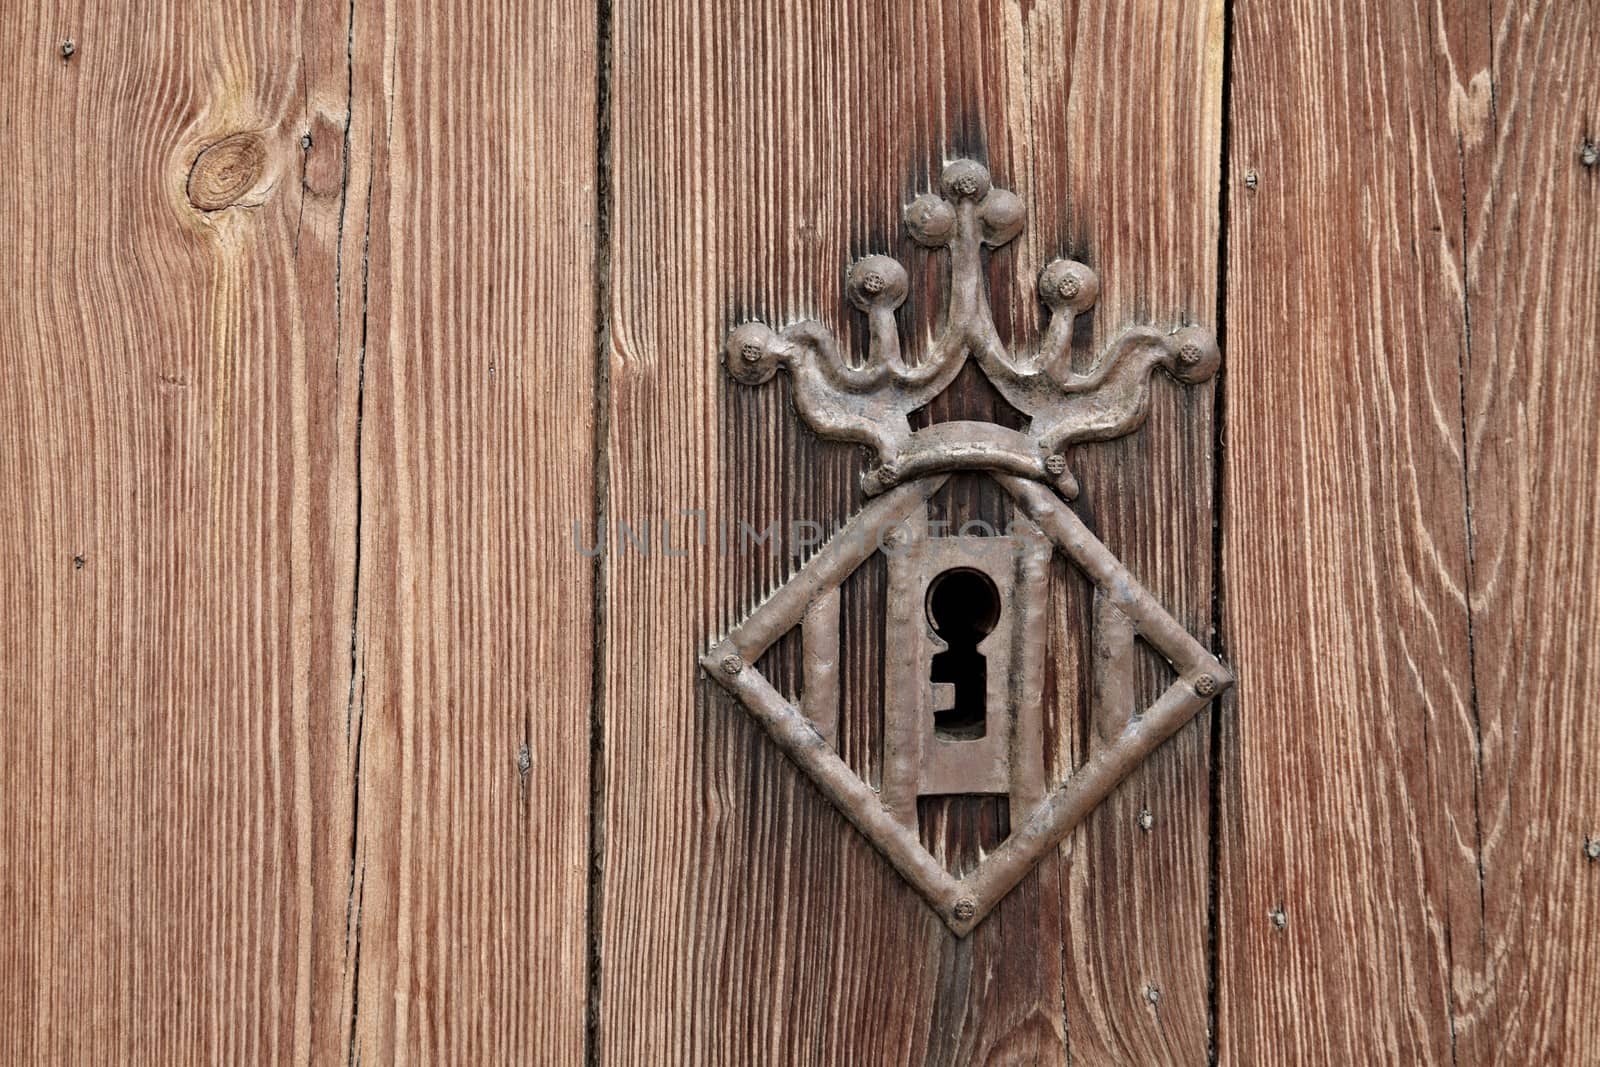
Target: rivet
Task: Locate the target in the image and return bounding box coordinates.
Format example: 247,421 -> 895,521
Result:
739,342 -> 764,364
60,39 -> 76,60
953,897 -> 977,921
1137,808 -> 1154,832
720,653 -> 744,676
1177,342 -> 1204,367
1269,906 -> 1287,929
1194,673 -> 1218,697
904,195 -> 958,248
862,272 -> 885,295
953,175 -> 979,197
1044,454 -> 1068,476
1057,275 -> 1080,300
883,525 -> 909,548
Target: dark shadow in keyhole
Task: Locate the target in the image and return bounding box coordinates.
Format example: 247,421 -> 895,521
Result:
926,567 -> 1001,741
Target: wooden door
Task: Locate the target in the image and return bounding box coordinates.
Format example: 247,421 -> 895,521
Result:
2,1 -> 1595,1063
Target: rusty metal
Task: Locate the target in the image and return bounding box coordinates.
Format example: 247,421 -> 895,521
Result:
703,473 -> 1233,935
880,507 -> 929,826
801,588 -> 842,751
704,158 -> 1229,936
723,159 -> 1219,499
879,521 -> 1051,821
902,531 -> 1022,800
1092,594 -> 1135,744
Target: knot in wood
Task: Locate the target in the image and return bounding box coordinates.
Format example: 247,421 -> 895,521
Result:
187,133 -> 268,211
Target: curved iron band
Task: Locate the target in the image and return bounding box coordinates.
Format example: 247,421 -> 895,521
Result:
861,421 -> 1077,497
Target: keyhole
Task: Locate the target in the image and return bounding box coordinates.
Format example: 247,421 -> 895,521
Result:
926,567 -> 1000,740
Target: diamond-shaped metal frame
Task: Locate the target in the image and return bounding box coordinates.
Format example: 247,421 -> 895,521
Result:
702,473 -> 1232,936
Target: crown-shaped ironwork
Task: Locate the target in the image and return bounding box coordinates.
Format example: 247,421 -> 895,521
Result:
724,159 -> 1219,498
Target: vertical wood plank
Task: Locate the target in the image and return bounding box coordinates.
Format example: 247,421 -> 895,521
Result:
0,0 -> 597,1061
351,0 -> 598,1062
1217,0 -> 1599,1062
1013,3 -> 1226,1061
600,0 -> 1222,1061
0,2 -> 347,1061
1451,4 -> 1599,1061
1221,1 -> 1475,1059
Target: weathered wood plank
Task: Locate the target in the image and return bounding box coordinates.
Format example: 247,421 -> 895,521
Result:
1455,4 -> 1600,1061
1216,0 -> 1598,1062
1025,4 -> 1225,1062
1220,1 -> 1474,1060
599,0 -> 1222,1061
349,0 -> 598,1062
0,0 -> 597,1061
0,2 -> 347,1061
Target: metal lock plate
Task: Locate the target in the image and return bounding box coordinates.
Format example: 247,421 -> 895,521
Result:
881,518 -> 1049,821
704,159 -> 1232,936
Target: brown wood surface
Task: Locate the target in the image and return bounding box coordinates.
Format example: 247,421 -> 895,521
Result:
0,0 -> 597,1062
4,0 -> 1596,1063
1462,10 -> 1600,1057
598,1 -> 1222,1062
1220,0 -> 1600,1063
353,0 -> 599,1061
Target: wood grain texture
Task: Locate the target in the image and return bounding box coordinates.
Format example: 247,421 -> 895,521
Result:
598,0 -> 1223,1062
1219,0 -> 1600,1062
1,4 -> 343,1060
1455,8 -> 1600,1060
348,0 -> 598,1062
0,0 -> 596,1061
12,0 -> 1593,1060
1027,4 -> 1225,1062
